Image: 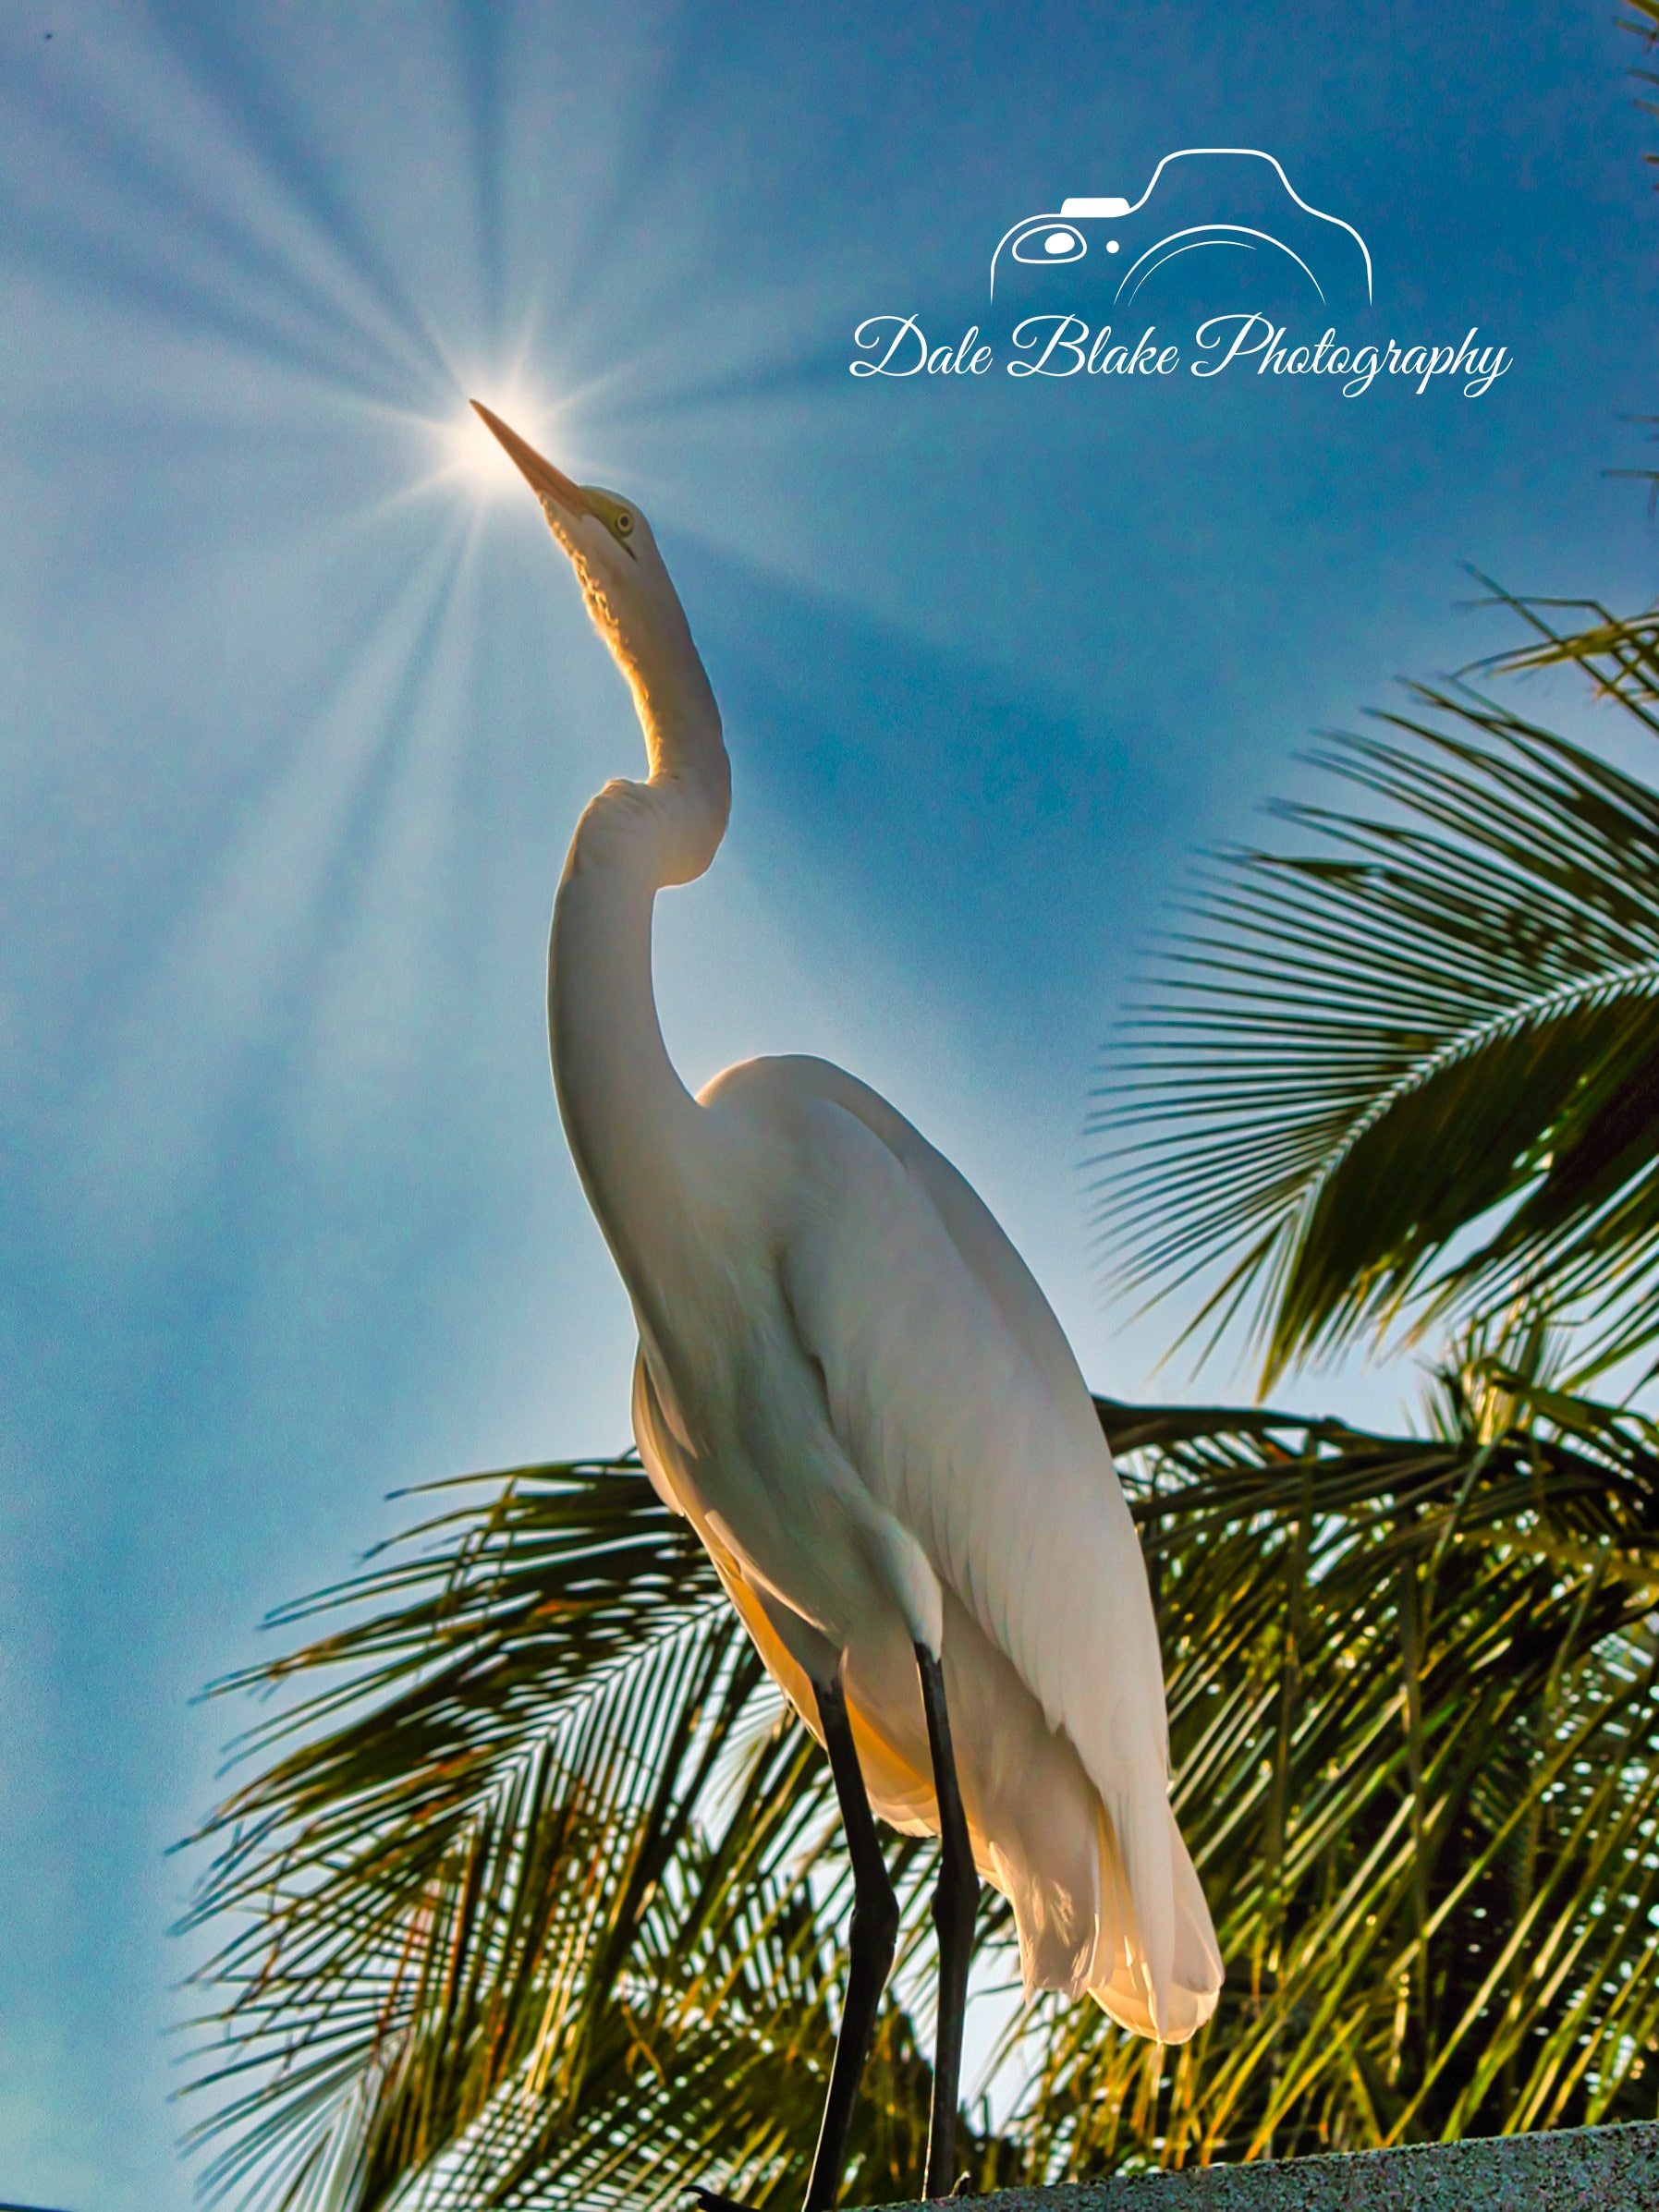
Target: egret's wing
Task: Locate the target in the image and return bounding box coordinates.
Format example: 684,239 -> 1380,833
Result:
708,1055 -> 1156,1720
701,1057 -> 1222,2039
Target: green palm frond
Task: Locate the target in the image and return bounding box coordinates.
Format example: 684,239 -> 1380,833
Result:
179,1461 -> 991,2212
183,1356 -> 1659,2204
1009,1344 -> 1659,2168
1474,577 -> 1659,726
1088,690 -> 1659,1385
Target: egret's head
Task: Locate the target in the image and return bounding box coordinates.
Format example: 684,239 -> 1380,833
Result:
470,402 -> 726,848
471,402 -> 682,673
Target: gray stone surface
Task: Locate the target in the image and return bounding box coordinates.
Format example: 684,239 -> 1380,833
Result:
857,2121 -> 1659,2209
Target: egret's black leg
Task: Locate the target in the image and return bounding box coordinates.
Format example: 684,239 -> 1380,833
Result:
802,1669 -> 900,2210
916,1641 -> 981,2201
692,1667 -> 897,2212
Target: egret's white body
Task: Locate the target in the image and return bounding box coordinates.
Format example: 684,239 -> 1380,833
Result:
626,1051 -> 1220,2038
481,407 -> 1222,2077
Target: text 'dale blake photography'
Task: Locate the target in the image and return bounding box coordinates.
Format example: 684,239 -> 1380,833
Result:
4,8 -> 1659,2212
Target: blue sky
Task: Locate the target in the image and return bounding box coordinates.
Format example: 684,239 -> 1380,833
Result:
1,1 -> 1654,2204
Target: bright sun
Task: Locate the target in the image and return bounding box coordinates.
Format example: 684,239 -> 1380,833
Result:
441,385 -> 555,497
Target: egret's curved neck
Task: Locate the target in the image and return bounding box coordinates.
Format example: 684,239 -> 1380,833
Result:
548,592 -> 732,1300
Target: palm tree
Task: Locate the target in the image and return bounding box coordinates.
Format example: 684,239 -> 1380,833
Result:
1086,638 -> 1659,1390
180,1332 -> 1659,2206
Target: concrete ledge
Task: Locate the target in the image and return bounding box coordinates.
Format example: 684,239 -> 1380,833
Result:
860,2121 -> 1659,2209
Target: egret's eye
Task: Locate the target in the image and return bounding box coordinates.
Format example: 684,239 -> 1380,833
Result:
615,511 -> 634,537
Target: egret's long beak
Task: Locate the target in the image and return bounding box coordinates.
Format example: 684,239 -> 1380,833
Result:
470,401 -> 595,520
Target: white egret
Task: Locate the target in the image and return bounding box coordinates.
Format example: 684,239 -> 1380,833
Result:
472,402 -> 1222,2208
